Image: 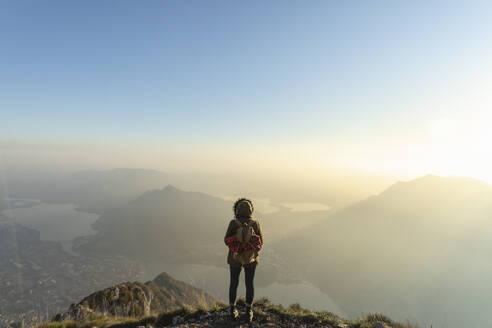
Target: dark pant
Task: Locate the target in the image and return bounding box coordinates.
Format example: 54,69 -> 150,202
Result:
229,264 -> 256,306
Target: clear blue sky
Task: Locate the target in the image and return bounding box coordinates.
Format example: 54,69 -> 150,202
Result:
1,1 -> 492,180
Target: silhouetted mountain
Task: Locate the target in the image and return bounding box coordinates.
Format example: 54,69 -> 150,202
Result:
273,175 -> 492,327
73,185 -> 232,261
55,272 -> 220,321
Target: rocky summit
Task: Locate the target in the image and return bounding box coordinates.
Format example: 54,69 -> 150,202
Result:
53,272 -> 220,322
26,271 -> 417,328
37,298 -> 416,328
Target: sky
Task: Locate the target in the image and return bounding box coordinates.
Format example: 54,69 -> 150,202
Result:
1,0 -> 492,186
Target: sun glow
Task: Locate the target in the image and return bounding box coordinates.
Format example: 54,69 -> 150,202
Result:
423,116 -> 492,183
316,115 -> 492,186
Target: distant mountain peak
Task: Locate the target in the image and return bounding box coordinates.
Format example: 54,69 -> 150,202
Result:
381,174 -> 491,197
408,174 -> 489,185
418,173 -> 442,180
162,184 -> 180,192
153,271 -> 175,284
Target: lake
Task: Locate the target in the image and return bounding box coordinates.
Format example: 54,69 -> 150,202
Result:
1,199 -> 99,243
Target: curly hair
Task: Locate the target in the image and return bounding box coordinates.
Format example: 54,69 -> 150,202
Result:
233,198 -> 254,217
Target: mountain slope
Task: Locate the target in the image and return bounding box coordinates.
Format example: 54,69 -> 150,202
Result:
55,272 -> 220,321
273,175 -> 492,327
73,185 -> 233,261
44,298 -> 414,328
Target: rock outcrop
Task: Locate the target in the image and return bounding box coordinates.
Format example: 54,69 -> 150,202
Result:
49,298 -> 414,328
54,272 -> 220,321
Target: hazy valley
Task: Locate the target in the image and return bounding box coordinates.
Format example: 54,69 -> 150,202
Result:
1,169 -> 492,328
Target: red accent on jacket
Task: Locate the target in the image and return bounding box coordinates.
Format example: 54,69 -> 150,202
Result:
225,234 -> 262,253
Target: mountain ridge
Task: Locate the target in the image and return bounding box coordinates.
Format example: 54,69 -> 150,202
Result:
272,174 -> 492,327
73,185 -> 233,260
54,272 -> 220,322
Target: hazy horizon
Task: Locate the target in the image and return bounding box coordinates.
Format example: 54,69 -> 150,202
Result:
2,1 -> 492,187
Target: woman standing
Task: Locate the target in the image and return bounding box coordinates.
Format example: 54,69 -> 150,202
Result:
224,198 -> 263,322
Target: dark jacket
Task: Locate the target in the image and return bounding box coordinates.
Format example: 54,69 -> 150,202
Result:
224,217 -> 263,267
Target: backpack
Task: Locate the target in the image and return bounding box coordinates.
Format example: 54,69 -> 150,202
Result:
232,219 -> 257,265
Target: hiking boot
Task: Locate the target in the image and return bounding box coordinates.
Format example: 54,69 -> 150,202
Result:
246,307 -> 254,323
230,306 -> 239,320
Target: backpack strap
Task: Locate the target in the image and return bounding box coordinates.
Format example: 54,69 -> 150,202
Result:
234,218 -> 252,228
